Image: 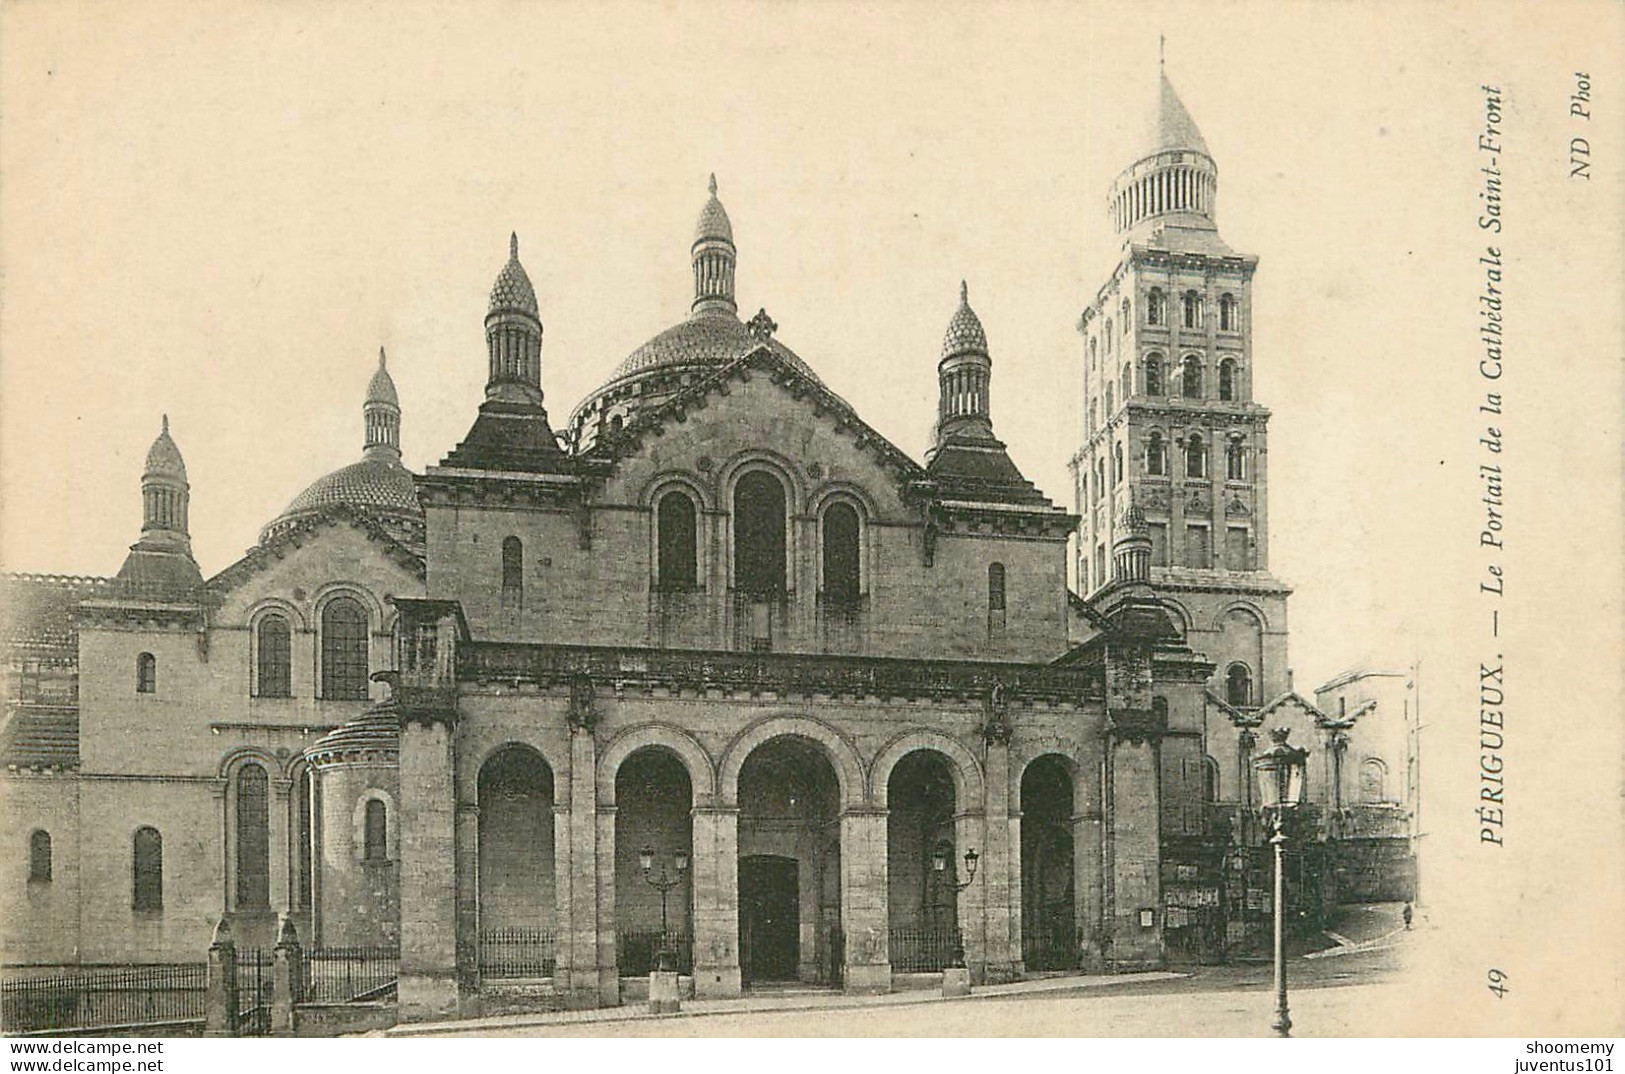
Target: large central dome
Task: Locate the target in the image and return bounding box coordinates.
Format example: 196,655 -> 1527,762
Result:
609,310 -> 823,385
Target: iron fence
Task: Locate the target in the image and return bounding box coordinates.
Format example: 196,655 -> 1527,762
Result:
1022,918 -> 1081,971
236,949 -> 273,1037
616,930 -> 693,975
888,925 -> 961,973
0,964 -> 206,1035
478,927 -> 556,979
302,946 -> 398,1003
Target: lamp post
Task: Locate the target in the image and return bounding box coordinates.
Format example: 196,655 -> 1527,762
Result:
639,845 -> 689,972
931,844 -> 979,969
1252,727 -> 1309,1037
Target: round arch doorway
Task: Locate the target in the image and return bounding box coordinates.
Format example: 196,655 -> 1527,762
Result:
1020,755 -> 1077,971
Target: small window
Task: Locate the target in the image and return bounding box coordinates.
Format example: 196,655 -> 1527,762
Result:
320,598 -> 369,701
1104,318 -> 1113,354
1226,440 -> 1245,481
1147,288 -> 1166,326
1146,432 -> 1167,477
29,830 -> 51,883
1219,358 -> 1237,402
1146,355 -> 1164,395
1088,337 -> 1097,367
136,653 -> 156,694
255,615 -> 292,698
822,502 -> 861,605
1105,384 -> 1114,415
501,536 -> 524,610
987,562 -> 1006,612
1113,442 -> 1124,484
1203,757 -> 1221,803
1185,524 -> 1211,568
1120,298 -> 1131,325
1360,759 -> 1388,803
1225,526 -> 1252,571
1182,355 -> 1203,399
363,798 -> 388,862
657,491 -> 699,592
1182,291 -> 1202,329
1122,362 -> 1132,397
1147,522 -> 1168,567
133,827 -> 162,911
1219,293 -> 1238,332
1226,663 -> 1253,707
1185,435 -> 1207,478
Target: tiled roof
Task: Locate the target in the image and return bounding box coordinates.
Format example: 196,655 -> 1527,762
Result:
488,233 -> 538,317
144,415 -> 187,478
1,573 -> 111,653
262,457 -> 423,543
607,311 -> 824,385
2,704 -> 79,770
694,175 -> 734,245
367,348 -> 399,406
940,282 -> 989,360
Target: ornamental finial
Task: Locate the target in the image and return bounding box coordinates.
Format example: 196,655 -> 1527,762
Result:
509,231 -> 519,259
960,279 -> 969,305
708,172 -> 718,196
161,413 -> 169,434
378,346 -> 387,369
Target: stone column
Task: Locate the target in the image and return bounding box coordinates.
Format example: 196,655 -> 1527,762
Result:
557,726 -> 602,1008
595,805 -> 620,1004
1108,733 -> 1163,969
397,716 -> 460,1021
980,740 -> 1018,982
690,805 -> 741,997
271,915 -> 302,1037
1075,771 -> 1105,972
953,810 -> 986,982
453,800 -> 479,998
204,916 -> 237,1038
270,779 -> 291,919
839,808 -> 890,993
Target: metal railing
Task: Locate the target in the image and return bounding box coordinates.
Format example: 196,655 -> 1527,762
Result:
888,925 -> 962,973
1022,919 -> 1081,971
236,949 -> 273,1037
616,930 -> 693,975
478,927 -> 556,979
0,964 -> 206,1036
302,946 -> 399,1003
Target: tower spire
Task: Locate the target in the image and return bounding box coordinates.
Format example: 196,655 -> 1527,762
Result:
932,281 -> 995,454
115,415 -> 202,596
485,231 -> 544,406
365,345 -> 402,460
692,173 -> 737,316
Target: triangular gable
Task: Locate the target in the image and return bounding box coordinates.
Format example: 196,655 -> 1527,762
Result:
1252,690 -> 1330,726
206,503 -> 425,597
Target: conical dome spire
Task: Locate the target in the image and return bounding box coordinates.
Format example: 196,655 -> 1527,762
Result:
932,281 -> 995,452
484,232 -> 545,405
691,174 -> 737,316
117,415 -> 202,597
144,414 -> 187,479
1108,67 -> 1220,240
940,280 -> 989,360
364,347 -> 402,460
488,232 -> 539,317
1144,70 -> 1210,158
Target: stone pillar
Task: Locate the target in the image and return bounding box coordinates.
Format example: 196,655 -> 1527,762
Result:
271,915 -> 302,1037
953,811 -> 987,983
453,800 -> 479,999
397,716 -> 460,1021
980,741 -> 1018,982
557,727 -> 602,1008
595,805 -> 620,1004
1075,744 -> 1105,972
839,808 -> 890,993
270,780 -> 292,919
204,916 -> 237,1038
690,805 -> 741,997
1108,735 -> 1163,969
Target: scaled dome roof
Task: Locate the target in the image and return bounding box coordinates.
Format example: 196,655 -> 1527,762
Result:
488,233 -> 539,317
606,311 -> 823,386
145,416 -> 188,479
261,457 -> 422,544
941,282 -> 989,360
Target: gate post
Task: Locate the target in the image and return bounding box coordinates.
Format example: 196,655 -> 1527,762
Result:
271,914 -> 303,1036
204,916 -> 238,1037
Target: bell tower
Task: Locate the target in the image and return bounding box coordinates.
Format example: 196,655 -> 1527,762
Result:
1070,69 -> 1291,709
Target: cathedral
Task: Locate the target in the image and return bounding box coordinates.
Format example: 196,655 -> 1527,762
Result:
4,72 -> 1405,1026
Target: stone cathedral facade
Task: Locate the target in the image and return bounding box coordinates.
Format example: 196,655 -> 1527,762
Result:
1,73 -> 1327,1022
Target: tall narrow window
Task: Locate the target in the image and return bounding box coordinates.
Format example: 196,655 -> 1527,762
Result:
1105,384 -> 1114,415
733,471 -> 787,595
1147,288 -> 1166,326
363,798 -> 388,862
235,765 -> 270,910
29,830 -> 51,883
1226,663 -> 1253,707
1185,435 -> 1207,478
1182,291 -> 1202,329
1203,757 -> 1221,803
1185,524 -> 1211,568
136,652 -> 156,694
1146,355 -> 1164,395
320,597 -> 369,701
821,502 -> 861,605
133,827 -> 163,911
1225,526 -> 1252,570
1219,293 -> 1238,332
1218,358 -> 1237,402
255,615 -> 291,698
294,771 -> 313,911
1113,442 -> 1125,484
1104,319 -> 1113,354
987,562 -> 1006,611
1226,440 -> 1246,481
1122,362 -> 1132,397
1182,355 -> 1203,399
1120,298 -> 1131,326
1360,759 -> 1388,803
656,492 -> 698,592
1147,432 -> 1167,476
501,536 -> 524,610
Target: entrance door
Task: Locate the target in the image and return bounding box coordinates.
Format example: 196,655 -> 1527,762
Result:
739,855 -> 799,984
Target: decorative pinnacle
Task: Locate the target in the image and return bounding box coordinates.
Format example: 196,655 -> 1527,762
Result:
161,414 -> 169,434
960,280 -> 969,304
708,173 -> 718,196
1159,34 -> 1166,68
378,346 -> 387,368
509,231 -> 519,259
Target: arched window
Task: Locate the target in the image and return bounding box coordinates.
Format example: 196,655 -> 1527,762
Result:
988,562 -> 1006,611
1094,458 -> 1105,498
1146,432 -> 1167,476
363,798 -> 389,862
1088,337 -> 1097,367
733,471 -> 787,595
29,830 -> 51,883
255,615 -> 291,698
1120,298 -> 1131,325
320,597 -> 369,701
1105,384 -> 1114,415
1146,354 -> 1164,395
821,501 -> 861,605
136,652 -> 156,694
1360,759 -> 1389,803
1225,663 -> 1253,707
235,765 -> 270,910
1185,434 -> 1207,478
1182,291 -> 1202,329
1104,318 -> 1113,354
1203,757 -> 1221,803
1147,288 -> 1166,326
656,491 -> 699,592
1226,440 -> 1246,481
501,536 -> 524,610
1219,358 -> 1237,401
1219,293 -> 1238,332
1122,362 -> 1132,397
1113,442 -> 1125,484
132,827 -> 162,911
1181,355 -> 1203,399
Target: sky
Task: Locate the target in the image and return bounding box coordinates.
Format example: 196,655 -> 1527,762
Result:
2,0 -> 1622,1033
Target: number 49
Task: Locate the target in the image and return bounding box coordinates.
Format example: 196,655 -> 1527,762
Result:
1487,968 -> 1509,998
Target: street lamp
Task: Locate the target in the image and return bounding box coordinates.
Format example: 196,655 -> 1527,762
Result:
1252,727 -> 1309,1037
639,845 -> 690,972
931,844 -> 979,968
